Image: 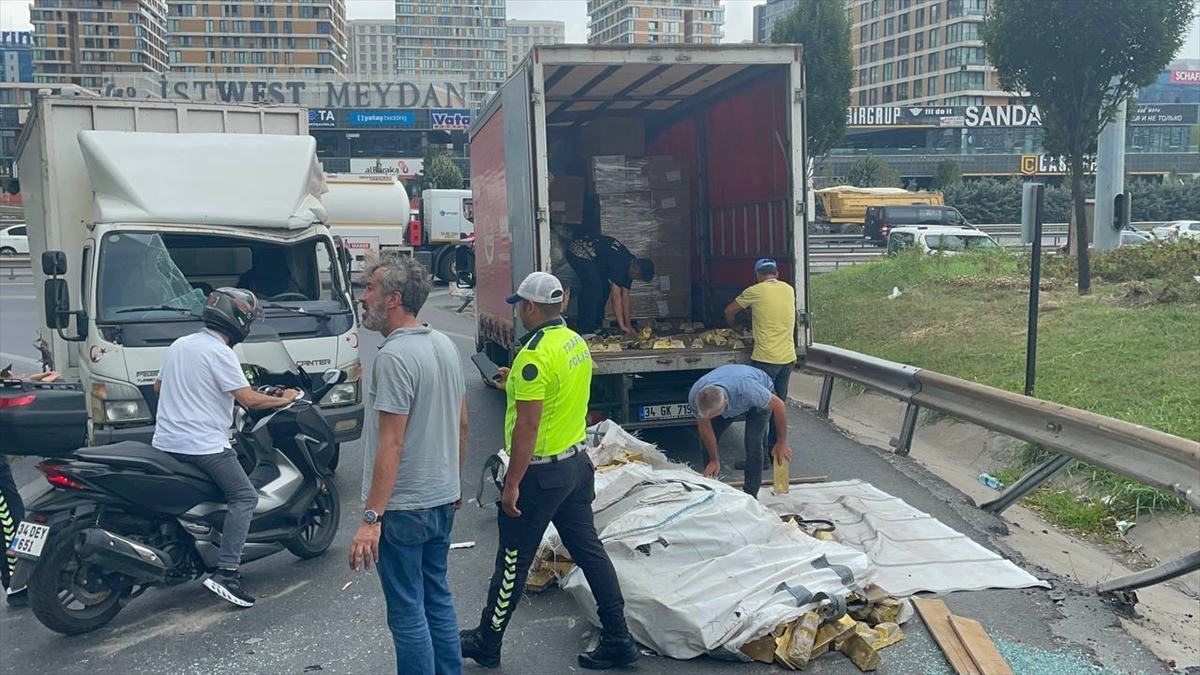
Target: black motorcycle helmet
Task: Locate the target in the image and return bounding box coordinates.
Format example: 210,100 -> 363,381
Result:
202,287 -> 261,346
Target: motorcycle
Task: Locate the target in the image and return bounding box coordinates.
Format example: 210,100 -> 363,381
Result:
7,324 -> 344,635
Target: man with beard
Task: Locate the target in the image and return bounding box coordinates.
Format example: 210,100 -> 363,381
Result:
349,252 -> 467,675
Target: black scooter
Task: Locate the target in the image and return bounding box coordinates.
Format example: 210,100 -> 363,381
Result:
8,327 -> 345,635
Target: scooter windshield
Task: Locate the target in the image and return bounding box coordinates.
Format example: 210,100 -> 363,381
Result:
237,323 -> 299,377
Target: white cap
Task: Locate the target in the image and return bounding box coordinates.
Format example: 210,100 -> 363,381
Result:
506,271 -> 565,305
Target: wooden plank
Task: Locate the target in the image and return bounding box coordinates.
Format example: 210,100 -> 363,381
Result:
911,597 -> 982,675
949,615 -> 1014,675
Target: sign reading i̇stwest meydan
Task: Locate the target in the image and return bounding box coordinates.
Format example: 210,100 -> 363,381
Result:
99,73 -> 469,110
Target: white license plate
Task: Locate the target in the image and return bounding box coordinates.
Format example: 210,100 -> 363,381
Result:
8,521 -> 50,560
638,403 -> 693,421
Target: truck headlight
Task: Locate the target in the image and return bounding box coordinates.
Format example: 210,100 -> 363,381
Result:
320,360 -> 362,407
90,381 -> 153,425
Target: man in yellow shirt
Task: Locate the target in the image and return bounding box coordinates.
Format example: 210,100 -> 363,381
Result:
461,271 -> 639,671
724,258 -> 797,463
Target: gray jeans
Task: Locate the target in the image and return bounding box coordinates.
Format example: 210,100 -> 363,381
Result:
169,448 -> 258,570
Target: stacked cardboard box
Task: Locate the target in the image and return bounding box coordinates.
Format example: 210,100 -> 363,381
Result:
591,155 -> 693,322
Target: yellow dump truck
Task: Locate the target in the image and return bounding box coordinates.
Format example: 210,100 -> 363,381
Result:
814,186 -> 944,235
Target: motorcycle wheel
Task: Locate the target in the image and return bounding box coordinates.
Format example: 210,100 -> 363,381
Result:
285,479 -> 341,559
28,526 -> 128,635
327,443 -> 341,472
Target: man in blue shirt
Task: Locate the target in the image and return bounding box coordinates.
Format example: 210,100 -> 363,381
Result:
689,364 -> 792,498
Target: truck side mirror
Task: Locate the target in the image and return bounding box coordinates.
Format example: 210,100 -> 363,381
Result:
44,278 -> 71,330
42,250 -> 67,276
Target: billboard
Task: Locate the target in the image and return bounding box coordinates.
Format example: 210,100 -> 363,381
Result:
349,158 -> 424,178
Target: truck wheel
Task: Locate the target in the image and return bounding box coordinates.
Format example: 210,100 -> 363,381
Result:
841,224 -> 864,236
435,250 -> 457,284
28,525 -> 128,635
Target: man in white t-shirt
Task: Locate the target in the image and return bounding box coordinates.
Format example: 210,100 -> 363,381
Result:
152,288 -> 297,608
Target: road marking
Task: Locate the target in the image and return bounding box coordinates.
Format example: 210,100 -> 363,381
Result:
0,351 -> 41,366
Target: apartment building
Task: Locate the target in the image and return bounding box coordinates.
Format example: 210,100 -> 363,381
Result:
30,0 -> 171,89
752,0 -> 798,44
587,0 -> 724,45
394,0 -> 507,111
506,20 -> 565,71
849,0 -> 1011,108
166,0 -> 347,76
348,19 -> 396,78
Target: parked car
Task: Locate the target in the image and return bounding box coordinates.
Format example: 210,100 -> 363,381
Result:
1150,220 -> 1200,241
887,225 -> 1001,256
865,205 -> 975,246
0,222 -> 28,255
1121,230 -> 1153,247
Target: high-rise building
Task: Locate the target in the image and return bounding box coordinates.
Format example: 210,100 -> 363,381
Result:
587,0 -> 724,45
849,0 -> 1009,107
394,0 -> 508,111
30,0 -> 170,89
348,19 -> 396,78
752,0 -> 798,44
506,20 -> 565,71
166,0 -> 347,76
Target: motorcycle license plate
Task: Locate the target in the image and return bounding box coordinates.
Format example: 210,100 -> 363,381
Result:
8,521 -> 50,560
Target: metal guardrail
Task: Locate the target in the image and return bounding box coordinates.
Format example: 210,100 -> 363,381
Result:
802,342 -> 1200,596
0,254 -> 31,279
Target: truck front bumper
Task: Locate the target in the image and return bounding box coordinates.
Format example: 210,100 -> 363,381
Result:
92,402 -> 365,447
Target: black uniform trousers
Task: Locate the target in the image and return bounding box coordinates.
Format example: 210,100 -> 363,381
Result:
708,407 -> 771,498
564,251 -> 611,334
0,456 -> 25,590
480,449 -> 626,636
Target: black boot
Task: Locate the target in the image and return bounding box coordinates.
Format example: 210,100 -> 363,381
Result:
460,626 -> 503,669
578,630 -> 640,670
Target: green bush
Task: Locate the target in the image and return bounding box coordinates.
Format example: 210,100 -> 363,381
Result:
942,176 -> 1199,225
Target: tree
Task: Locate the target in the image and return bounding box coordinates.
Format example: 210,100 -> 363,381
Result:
931,159 -> 962,190
770,0 -> 854,158
845,155 -> 903,188
419,146 -> 464,190
981,0 -> 1192,294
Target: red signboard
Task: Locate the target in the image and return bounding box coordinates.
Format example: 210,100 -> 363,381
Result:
1170,69 -> 1200,84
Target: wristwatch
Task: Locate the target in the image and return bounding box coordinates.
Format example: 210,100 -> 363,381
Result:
363,509 -> 380,524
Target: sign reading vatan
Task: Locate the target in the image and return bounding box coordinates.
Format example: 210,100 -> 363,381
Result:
99,74 -> 468,110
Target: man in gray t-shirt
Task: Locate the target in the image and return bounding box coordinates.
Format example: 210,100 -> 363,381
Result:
349,252 -> 467,675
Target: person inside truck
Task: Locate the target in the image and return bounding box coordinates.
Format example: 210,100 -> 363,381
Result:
689,364 -> 792,499
564,234 -> 655,336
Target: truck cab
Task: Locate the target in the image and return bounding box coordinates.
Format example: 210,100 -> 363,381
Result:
17,97 -> 364,449
414,188 -> 474,283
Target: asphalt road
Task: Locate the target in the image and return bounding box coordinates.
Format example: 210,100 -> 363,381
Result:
0,281 -> 1170,675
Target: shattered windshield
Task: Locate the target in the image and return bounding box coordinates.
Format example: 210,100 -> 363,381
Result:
97,231 -> 350,323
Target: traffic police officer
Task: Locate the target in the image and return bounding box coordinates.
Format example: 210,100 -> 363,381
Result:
460,271 -> 640,671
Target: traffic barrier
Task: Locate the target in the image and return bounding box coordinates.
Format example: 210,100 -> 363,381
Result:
801,342 -> 1200,596
0,255 -> 31,280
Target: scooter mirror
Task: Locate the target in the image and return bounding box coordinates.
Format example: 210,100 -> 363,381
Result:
323,368 -> 345,385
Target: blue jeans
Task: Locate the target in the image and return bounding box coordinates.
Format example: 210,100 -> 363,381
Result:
377,503 -> 462,675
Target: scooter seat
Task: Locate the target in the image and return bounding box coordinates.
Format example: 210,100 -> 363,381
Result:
74,441 -> 216,482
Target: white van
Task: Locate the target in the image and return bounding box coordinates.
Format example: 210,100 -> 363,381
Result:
887,225 -> 1001,256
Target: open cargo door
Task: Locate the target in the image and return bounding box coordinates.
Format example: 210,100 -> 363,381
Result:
502,66 -> 540,343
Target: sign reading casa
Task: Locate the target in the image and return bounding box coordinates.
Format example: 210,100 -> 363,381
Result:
1019,154 -> 1098,176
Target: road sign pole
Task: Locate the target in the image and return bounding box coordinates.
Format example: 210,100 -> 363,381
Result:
1024,184 -> 1044,397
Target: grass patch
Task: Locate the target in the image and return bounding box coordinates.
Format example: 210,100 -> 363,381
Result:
811,244 -> 1199,535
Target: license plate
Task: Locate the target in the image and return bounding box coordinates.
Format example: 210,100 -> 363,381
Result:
638,403 -> 693,421
7,521 -> 50,560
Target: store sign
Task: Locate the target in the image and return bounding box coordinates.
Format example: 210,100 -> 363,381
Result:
0,31 -> 33,47
1170,69 -> 1200,84
308,108 -> 337,129
350,157 -> 424,178
1128,104 -> 1199,125
347,110 -> 415,127
431,109 -> 472,130
99,74 -> 467,109
1019,154 -> 1097,176
964,105 -> 1042,127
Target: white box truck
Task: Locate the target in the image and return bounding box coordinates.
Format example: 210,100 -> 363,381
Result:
412,188 -> 473,283
16,94 -> 365,449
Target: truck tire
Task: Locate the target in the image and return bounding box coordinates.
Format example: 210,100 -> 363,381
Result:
435,249 -> 456,284
840,224 -> 864,236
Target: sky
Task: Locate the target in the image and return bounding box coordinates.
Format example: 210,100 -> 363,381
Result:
0,0 -> 1196,63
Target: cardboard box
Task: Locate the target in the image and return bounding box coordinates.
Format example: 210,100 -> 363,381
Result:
580,118 -> 646,158
646,157 -> 689,190
549,174 -> 585,225
606,253 -> 692,321
591,156 -> 650,194
651,190 -> 692,228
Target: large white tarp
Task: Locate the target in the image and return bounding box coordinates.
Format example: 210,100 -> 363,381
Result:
549,422 -> 1047,662
78,130 -> 328,230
